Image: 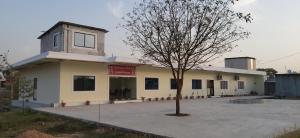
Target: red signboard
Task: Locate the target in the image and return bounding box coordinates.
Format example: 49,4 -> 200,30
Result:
109,65 -> 136,76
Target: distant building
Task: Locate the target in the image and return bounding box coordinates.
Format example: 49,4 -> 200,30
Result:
275,74 -> 300,97
12,21 -> 266,107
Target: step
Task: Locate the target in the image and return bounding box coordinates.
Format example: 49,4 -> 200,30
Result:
112,99 -> 142,104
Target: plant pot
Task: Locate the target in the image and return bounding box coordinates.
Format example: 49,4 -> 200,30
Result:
141,97 -> 145,102
184,96 -> 189,99
61,102 -> 66,107
201,96 -> 204,98
197,96 -> 201,99
148,98 -> 152,101
161,97 -> 165,101
85,101 -> 90,106
167,97 -> 171,100
190,96 -> 194,99
155,98 -> 159,101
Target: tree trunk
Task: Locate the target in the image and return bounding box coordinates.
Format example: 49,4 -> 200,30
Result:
22,98 -> 24,114
176,89 -> 180,115
176,79 -> 183,115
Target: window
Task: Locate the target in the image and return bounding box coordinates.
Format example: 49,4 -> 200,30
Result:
192,79 -> 202,89
73,76 -> 95,91
145,78 -> 159,90
74,32 -> 95,48
53,33 -> 60,47
170,79 -> 178,90
220,81 -> 228,89
33,78 -> 37,100
238,81 -> 245,89
33,78 -> 37,89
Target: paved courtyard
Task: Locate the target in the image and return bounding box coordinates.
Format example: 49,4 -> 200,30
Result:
35,97 -> 300,138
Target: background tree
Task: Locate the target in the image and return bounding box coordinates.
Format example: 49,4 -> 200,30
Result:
122,0 -> 252,116
257,68 -> 278,80
19,77 -> 33,114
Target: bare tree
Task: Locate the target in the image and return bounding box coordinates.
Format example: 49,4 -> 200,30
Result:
19,77 -> 33,114
122,0 -> 252,116
0,51 -> 10,72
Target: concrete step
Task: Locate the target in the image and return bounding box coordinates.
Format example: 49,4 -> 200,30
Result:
112,99 -> 142,104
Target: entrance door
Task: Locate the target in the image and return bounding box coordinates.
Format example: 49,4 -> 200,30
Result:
109,77 -> 136,101
207,80 -> 214,96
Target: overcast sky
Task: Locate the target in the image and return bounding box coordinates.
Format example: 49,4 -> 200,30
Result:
0,0 -> 300,73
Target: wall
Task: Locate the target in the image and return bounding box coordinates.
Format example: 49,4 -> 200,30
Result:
136,66 -> 264,99
225,58 -> 256,70
19,62 -> 60,105
275,75 -> 300,97
40,25 -> 64,53
63,24 -> 106,56
59,61 -> 109,106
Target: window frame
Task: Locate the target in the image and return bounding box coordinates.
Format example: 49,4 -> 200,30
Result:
238,81 -> 245,89
33,78 -> 38,100
73,75 -> 96,92
53,33 -> 60,48
145,77 -> 159,90
192,79 -> 202,90
74,32 -> 96,49
220,81 -> 228,90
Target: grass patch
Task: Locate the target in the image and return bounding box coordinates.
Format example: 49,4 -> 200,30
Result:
0,109 -> 146,138
275,128 -> 300,138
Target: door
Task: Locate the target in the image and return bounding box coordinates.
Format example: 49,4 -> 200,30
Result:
207,80 -> 214,96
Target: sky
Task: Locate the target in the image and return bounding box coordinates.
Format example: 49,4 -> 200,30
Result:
0,0 -> 300,73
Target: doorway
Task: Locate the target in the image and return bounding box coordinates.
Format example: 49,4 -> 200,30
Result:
109,77 -> 136,101
207,80 -> 214,96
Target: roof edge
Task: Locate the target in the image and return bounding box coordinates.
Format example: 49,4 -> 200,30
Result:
37,21 -> 109,39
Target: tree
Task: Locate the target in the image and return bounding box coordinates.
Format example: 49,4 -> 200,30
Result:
257,68 -> 277,80
122,0 -> 252,116
257,68 -> 278,76
19,77 -> 33,114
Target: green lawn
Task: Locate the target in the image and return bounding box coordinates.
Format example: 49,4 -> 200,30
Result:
0,109 -> 145,138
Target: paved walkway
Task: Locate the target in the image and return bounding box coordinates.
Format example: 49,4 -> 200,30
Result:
35,97 -> 300,138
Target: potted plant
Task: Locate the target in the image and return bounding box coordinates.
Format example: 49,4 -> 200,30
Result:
184,96 -> 189,99
155,97 -> 159,101
197,95 -> 201,99
190,96 -> 194,99
201,96 -> 205,98
141,97 -> 145,102
61,101 -> 66,107
161,97 -> 165,101
167,97 -> 171,100
85,100 -> 90,105
148,98 -> 152,101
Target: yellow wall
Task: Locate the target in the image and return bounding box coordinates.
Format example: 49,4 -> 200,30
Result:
59,61 -> 109,106
136,65 -> 264,99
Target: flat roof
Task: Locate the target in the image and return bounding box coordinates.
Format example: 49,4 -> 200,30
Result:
12,52 -> 266,76
37,21 -> 109,39
276,74 -> 300,76
225,57 -> 256,60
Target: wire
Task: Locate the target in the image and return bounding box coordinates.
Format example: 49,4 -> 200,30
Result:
258,51 -> 300,65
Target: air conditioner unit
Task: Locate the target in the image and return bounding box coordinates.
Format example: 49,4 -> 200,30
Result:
234,75 -> 240,80
217,74 -> 223,80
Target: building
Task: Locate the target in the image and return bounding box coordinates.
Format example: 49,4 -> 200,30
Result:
275,74 -> 300,97
12,21 -> 266,107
